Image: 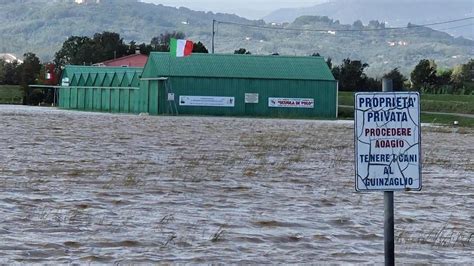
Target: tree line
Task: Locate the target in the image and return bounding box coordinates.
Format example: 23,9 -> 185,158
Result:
1,32 -> 472,106
328,57 -> 472,94
0,31 -> 209,105
234,47 -> 473,94
0,52 -> 44,104
54,31 -> 209,67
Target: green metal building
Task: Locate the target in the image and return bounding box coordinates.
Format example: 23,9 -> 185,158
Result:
59,53 -> 337,118
59,66 -> 144,113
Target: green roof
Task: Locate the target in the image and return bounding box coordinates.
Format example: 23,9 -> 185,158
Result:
61,65 -> 143,87
141,53 -> 335,81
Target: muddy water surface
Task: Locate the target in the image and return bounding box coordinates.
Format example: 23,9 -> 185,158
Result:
0,105 -> 472,263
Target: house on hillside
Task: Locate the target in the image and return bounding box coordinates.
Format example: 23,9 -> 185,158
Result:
0,53 -> 23,64
75,0 -> 100,4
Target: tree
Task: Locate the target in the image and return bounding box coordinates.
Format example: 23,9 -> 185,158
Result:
126,41 -> 149,55
1,61 -> 20,85
54,36 -> 96,67
19,52 -> 42,105
365,77 -> 382,91
352,20 -> 364,29
234,48 -> 251,55
92,31 -> 128,62
0,60 -> 6,84
193,41 -> 208,53
150,31 -> 185,52
383,68 -> 407,91
127,40 -> 138,55
326,57 -> 333,70
452,60 -> 473,83
451,59 -> 474,94
20,52 -> 41,86
137,43 -> 153,55
54,32 -> 129,68
332,58 -> 369,91
410,59 -> 437,92
368,20 -> 385,29
435,69 -> 453,93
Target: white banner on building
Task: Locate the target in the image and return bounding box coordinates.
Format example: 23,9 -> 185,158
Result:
268,98 -> 314,108
245,93 -> 259,104
61,78 -> 70,87
179,96 -> 235,107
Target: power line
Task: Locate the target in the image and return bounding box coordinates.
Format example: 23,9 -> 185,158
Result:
216,17 -> 474,33
433,23 -> 474,31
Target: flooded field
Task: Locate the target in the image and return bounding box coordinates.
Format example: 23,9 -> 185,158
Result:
0,105 -> 472,263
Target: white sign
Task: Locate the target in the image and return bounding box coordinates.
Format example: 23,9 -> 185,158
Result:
179,96 -> 235,107
168,93 -> 175,101
355,92 -> 421,192
268,98 -> 314,108
61,77 -> 70,87
245,93 -> 259,104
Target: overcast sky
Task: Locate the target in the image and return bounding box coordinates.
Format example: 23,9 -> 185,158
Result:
140,0 -> 325,19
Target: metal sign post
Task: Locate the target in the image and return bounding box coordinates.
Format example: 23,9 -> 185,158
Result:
354,79 -> 422,266
384,190 -> 394,265
383,79 -> 395,266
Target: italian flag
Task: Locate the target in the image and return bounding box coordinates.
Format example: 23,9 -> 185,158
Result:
170,38 -> 193,57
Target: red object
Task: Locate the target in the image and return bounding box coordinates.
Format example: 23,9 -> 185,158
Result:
96,54 -> 148,67
184,41 -> 194,57
44,64 -> 57,85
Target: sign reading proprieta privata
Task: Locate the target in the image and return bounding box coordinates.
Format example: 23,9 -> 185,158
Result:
355,92 -> 421,192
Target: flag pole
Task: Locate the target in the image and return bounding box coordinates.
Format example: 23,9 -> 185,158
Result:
212,19 -> 216,54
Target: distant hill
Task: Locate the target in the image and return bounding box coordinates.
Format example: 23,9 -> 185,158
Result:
264,0 -> 474,40
0,0 -> 472,77
0,0 -> 250,60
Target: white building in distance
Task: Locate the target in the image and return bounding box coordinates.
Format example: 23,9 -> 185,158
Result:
0,53 -> 23,64
75,0 -> 100,4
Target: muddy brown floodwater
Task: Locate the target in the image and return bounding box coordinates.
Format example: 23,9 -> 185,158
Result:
0,105 -> 472,263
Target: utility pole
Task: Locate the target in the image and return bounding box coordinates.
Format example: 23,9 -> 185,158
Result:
382,78 -> 395,266
212,19 -> 216,54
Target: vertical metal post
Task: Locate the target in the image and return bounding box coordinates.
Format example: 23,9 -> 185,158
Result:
336,81 -> 339,119
383,78 -> 393,93
384,192 -> 395,266
382,78 -> 394,266
212,19 -> 216,54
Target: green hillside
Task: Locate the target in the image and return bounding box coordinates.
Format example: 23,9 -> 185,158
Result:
0,0 -> 249,60
0,0 -> 472,77
264,0 -> 474,40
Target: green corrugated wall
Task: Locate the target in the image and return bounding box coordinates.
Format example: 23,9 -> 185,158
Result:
59,53 -> 337,118
59,66 -> 144,114
144,52 -> 338,119
158,77 -> 337,118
